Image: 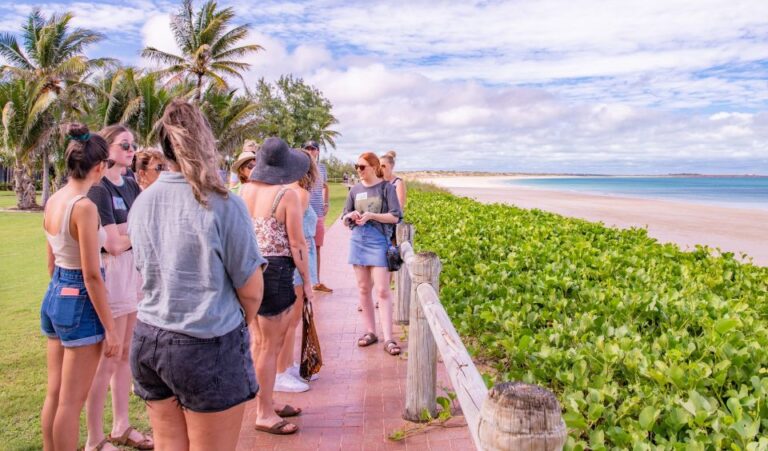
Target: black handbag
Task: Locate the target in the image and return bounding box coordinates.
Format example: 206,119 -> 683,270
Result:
386,244 -> 403,272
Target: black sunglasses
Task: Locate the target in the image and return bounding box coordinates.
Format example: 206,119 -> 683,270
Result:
119,142 -> 138,152
304,146 -> 319,151
354,164 -> 368,171
152,164 -> 166,172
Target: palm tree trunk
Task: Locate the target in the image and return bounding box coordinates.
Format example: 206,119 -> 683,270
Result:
196,74 -> 203,104
13,160 -> 38,210
42,146 -> 51,206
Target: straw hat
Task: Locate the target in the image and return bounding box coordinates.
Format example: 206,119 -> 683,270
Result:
249,137 -> 310,185
231,150 -> 257,174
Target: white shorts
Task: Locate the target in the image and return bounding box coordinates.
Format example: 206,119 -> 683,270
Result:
103,249 -> 142,318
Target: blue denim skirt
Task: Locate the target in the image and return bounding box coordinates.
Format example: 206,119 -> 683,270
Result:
348,223 -> 388,267
40,266 -> 105,347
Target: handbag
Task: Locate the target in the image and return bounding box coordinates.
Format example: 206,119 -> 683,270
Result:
386,244 -> 403,272
300,297 -> 323,380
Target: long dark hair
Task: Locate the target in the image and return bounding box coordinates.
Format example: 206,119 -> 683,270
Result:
65,123 -> 108,180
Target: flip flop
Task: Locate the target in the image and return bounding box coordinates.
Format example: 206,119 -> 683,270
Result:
254,419 -> 298,435
383,340 -> 401,356
275,404 -> 302,417
109,426 -> 154,450
357,332 -> 378,347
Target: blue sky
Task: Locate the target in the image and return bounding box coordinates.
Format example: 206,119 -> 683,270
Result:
2,0 -> 768,174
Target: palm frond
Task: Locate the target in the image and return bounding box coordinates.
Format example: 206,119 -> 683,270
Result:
141,47 -> 186,66
0,34 -> 36,70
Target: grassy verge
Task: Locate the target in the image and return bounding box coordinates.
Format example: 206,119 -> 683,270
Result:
326,182 -> 348,227
0,211 -> 151,450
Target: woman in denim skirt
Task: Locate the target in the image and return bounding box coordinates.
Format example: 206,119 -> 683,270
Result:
40,124 -> 121,451
127,100 -> 266,450
342,152 -> 402,356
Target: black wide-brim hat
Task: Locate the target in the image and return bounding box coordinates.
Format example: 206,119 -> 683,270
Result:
249,137 -> 310,185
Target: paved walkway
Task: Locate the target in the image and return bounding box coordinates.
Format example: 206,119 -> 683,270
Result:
237,221 -> 472,450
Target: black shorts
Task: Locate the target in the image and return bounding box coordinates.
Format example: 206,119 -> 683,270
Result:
130,320 -> 258,412
259,256 -> 297,317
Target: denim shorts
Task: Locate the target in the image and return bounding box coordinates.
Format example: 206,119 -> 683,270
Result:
260,256 -> 297,317
130,320 -> 258,413
40,267 -> 105,347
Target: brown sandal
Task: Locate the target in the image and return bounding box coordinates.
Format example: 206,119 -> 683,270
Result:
275,404 -> 302,417
254,419 -> 298,435
357,332 -> 378,347
109,426 -> 154,450
383,340 -> 401,356
88,437 -> 112,451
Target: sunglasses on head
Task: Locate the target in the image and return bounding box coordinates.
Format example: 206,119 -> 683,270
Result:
103,159 -> 116,169
354,164 -> 368,171
118,142 -> 138,152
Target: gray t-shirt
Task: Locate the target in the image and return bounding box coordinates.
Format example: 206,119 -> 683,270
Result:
128,172 -> 266,338
343,181 -> 402,238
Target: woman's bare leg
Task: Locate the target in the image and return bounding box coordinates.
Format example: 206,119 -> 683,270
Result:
42,339 -> 64,451
185,403 -> 246,451
145,398 -> 188,451
252,307 -> 298,431
372,267 -> 394,342
277,287 -> 303,373
353,265 -> 376,334
53,343 -> 103,450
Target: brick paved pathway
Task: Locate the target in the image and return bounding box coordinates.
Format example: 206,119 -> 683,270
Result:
237,221 -> 472,450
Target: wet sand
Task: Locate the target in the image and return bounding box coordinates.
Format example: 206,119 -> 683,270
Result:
422,176 -> 768,266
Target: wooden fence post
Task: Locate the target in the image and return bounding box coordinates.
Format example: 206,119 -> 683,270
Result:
395,223 -> 414,325
478,382 -> 567,451
403,252 -> 441,422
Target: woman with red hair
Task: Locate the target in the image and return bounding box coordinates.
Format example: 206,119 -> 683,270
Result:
342,152 -> 402,355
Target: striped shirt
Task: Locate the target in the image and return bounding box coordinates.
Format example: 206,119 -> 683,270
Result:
310,162 -> 327,217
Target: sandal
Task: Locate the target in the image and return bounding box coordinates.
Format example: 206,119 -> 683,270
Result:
254,419 -> 298,435
357,304 -> 362,312
109,426 -> 154,450
87,437 -> 113,451
357,332 -> 378,347
275,404 -> 302,417
383,340 -> 401,356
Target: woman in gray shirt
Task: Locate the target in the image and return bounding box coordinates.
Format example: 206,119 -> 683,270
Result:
128,100 -> 266,450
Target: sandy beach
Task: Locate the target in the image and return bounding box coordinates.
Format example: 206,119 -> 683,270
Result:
421,176 -> 768,266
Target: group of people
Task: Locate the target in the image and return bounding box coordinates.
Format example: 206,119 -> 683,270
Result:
39,99 -> 408,450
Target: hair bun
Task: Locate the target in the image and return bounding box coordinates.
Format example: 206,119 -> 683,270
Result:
385,150 -> 397,159
67,123 -> 91,141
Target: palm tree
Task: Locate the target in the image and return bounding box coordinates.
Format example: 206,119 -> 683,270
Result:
142,0 -> 263,104
0,9 -> 112,207
0,78 -> 52,209
200,87 -> 260,158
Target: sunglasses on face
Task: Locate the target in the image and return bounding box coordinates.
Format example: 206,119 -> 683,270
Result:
151,164 -> 166,172
305,146 -> 319,151
118,142 -> 138,152
103,159 -> 116,169
381,164 -> 388,169
354,164 -> 368,171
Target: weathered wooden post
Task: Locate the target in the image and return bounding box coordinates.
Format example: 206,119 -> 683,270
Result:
403,252 -> 440,422
394,223 -> 414,325
478,382 -> 567,451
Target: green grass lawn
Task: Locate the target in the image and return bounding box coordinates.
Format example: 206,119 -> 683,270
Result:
0,183 -> 348,449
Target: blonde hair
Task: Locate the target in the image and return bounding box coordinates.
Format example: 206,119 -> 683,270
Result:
379,150 -> 396,167
297,149 -> 319,191
157,100 -> 227,206
99,124 -> 132,146
360,152 -> 384,178
132,147 -> 165,172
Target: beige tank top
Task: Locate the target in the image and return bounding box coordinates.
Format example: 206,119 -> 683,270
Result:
45,195 -> 107,269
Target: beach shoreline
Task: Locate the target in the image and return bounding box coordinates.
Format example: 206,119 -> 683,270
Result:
420,176 -> 768,266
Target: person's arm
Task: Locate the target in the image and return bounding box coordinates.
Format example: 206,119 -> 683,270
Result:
72,201 -> 120,358
341,187 -> 360,226
395,179 -> 406,211
88,185 -> 131,255
47,243 -> 55,278
283,190 -> 314,301
236,269 -> 263,326
322,182 -> 329,216
103,224 -> 132,255
356,184 -> 401,225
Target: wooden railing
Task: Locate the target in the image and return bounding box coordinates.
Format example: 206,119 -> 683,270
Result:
395,223 -> 568,451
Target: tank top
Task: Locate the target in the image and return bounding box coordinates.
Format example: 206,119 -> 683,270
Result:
45,195 -> 107,269
253,188 -> 292,257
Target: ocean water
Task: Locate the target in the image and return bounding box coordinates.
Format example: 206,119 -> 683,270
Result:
508,176 -> 768,210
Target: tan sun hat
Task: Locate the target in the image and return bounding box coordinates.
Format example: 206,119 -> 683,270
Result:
231,150 -> 257,174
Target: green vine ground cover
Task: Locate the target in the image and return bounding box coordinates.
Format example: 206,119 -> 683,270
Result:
406,189 -> 768,450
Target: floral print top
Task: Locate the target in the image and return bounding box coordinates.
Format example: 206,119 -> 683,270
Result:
253,188 -> 292,257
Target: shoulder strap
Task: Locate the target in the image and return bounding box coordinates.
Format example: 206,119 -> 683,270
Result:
62,195 -> 87,236
270,187 -> 289,218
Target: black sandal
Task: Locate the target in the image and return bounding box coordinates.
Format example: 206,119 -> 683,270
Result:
383,340 -> 401,356
357,332 -> 378,347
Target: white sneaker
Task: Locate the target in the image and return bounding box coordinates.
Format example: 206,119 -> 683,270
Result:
273,371 -> 310,393
288,362 -> 319,381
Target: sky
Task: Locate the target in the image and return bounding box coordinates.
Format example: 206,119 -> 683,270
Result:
2,0 -> 768,174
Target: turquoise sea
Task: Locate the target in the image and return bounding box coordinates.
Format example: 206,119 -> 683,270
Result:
508,176 -> 768,210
